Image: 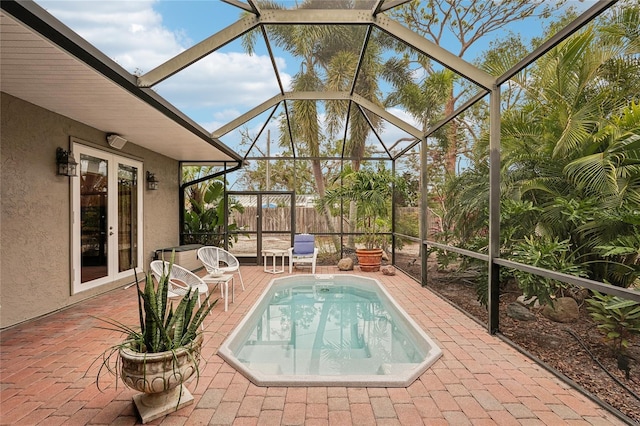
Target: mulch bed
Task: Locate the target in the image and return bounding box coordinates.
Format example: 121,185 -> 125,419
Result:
421,267 -> 640,424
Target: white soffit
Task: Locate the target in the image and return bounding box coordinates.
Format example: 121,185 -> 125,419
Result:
0,7 -> 240,163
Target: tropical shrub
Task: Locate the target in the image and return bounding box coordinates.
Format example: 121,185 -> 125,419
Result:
586,290 -> 640,354
437,16 -> 640,295
510,236 -> 588,306
183,177 -> 244,247
319,165 -> 408,250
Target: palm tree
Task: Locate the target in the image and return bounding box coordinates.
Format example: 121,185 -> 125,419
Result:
241,1 -> 347,249
389,0 -> 570,176
446,5 -> 640,288
242,0 -> 403,250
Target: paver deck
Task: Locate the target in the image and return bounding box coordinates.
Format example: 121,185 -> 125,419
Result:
0,266 -> 626,425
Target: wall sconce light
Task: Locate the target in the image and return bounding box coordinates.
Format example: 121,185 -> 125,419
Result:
146,171 -> 159,190
56,147 -> 78,177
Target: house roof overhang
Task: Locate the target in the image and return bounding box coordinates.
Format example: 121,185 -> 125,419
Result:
0,0 -> 242,163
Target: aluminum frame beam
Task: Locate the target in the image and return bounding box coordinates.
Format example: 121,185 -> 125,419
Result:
488,85 -> 501,334
373,15 -> 495,90
351,94 -> 422,138
257,10 -> 495,90
221,0 -> 256,14
141,9 -> 495,93
212,91 -> 423,140
138,15 -> 260,87
212,94 -> 283,138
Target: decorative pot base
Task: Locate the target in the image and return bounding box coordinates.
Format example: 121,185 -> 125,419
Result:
360,265 -> 379,272
133,384 -> 194,424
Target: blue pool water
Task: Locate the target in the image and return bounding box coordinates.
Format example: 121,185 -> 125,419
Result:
218,275 -> 442,387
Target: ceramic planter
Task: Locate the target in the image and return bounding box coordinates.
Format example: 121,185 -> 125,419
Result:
119,334 -> 203,423
356,248 -> 384,272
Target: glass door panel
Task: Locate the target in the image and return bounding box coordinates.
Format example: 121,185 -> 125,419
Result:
79,154 -> 108,283
117,164 -> 139,272
72,143 -> 143,294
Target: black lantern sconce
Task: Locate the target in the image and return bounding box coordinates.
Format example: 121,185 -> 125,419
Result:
56,147 -> 78,177
146,171 -> 159,190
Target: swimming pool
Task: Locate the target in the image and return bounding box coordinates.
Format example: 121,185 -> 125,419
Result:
218,275 -> 442,387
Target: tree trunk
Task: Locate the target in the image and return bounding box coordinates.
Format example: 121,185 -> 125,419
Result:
311,159 -> 340,251
444,89 -> 458,175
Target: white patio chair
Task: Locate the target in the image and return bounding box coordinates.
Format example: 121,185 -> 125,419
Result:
149,260 -> 213,318
197,246 -> 245,290
288,234 -> 318,274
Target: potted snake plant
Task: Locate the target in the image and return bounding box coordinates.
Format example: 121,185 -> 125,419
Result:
93,257 -> 216,423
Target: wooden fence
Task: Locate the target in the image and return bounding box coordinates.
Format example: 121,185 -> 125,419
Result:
230,206 -> 438,237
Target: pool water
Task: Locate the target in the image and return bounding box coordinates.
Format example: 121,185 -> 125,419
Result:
218,275 -> 442,387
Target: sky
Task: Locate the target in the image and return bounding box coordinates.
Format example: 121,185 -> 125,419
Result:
36,0 -> 430,157
37,0 -> 283,135
34,0 -> 595,158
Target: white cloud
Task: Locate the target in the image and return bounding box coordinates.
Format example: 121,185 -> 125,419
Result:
37,0 -> 183,70
36,0 -> 292,128
386,107 -> 421,129
157,52 -> 288,109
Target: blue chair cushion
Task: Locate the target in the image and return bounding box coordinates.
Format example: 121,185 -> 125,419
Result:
293,235 -> 315,255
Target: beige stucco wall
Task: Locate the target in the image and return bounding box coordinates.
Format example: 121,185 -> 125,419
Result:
1,92 -> 180,328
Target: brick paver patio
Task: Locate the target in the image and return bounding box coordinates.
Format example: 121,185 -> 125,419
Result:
0,266 -> 626,425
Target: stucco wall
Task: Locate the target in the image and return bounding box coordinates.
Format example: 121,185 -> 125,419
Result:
1,92 -> 180,328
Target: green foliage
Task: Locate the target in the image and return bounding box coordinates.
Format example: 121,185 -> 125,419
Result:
436,6 -> 640,292
426,239 -> 459,272
319,165 -> 408,249
474,268 -> 489,308
591,216 -> 640,288
138,264 -> 215,352
100,261 -> 216,353
183,176 -> 244,247
510,236 -> 588,306
433,249 -> 458,271
395,208 -> 419,250
500,199 -> 541,248
462,261 -> 514,308
440,164 -> 490,248
586,290 -> 640,354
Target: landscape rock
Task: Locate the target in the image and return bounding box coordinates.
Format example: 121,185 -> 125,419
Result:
337,257 -> 353,271
570,287 -> 590,304
542,297 -> 580,323
507,302 -> 537,321
381,265 -> 396,276
516,295 -> 541,308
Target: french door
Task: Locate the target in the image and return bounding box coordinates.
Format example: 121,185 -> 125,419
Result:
71,143 -> 143,294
